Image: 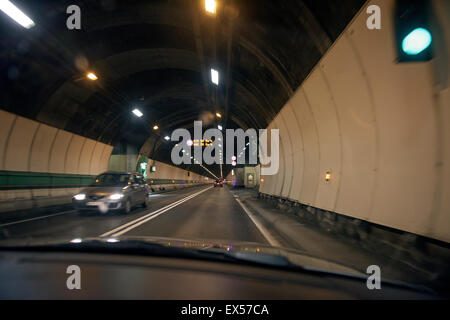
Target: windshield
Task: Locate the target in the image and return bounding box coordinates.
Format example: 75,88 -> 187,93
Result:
0,0 -> 449,300
89,174 -> 130,187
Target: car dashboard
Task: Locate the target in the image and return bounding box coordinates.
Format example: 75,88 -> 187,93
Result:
0,250 -> 436,299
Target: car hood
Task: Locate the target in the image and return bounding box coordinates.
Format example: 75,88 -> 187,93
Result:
0,235 -> 361,275
126,235 -> 363,275
0,235 -> 437,295
79,186 -> 127,195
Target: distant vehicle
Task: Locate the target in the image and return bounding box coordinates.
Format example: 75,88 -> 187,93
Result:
213,179 -> 224,187
72,171 -> 150,214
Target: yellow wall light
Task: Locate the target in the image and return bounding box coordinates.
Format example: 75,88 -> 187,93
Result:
86,72 -> 98,80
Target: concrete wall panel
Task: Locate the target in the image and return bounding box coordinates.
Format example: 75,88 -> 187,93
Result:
322,35 -> 377,219
272,115 -> 285,197
433,88 -> 450,241
260,0 -> 450,242
0,110 -> 113,185
31,189 -> 51,198
49,130 -> 72,174
50,188 -> 69,197
303,68 -> 342,211
350,0 -> 437,235
145,159 -> 207,183
284,102 -> 304,201
289,89 -> 320,206
279,111 -> 294,199
4,116 -> 39,172
100,145 -> 114,173
90,143 -> 106,174
30,124 -> 58,173
429,0 -> 450,242
78,139 -> 96,174
65,135 -> 86,174
262,122 -> 278,196
0,110 -> 16,170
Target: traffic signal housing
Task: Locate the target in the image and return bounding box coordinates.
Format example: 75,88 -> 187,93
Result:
394,0 -> 433,62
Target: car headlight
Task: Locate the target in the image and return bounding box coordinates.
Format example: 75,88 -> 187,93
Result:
109,193 -> 124,200
74,194 -> 86,201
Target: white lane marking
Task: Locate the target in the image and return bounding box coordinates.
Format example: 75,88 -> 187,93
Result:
99,186 -> 213,238
0,210 -> 75,227
235,198 -> 281,247
100,189 -> 208,237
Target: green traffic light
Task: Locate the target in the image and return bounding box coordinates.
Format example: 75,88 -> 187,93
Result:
402,27 -> 432,55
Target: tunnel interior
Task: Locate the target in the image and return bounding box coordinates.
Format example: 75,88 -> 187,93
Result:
0,0 -> 366,178
0,0 -> 450,298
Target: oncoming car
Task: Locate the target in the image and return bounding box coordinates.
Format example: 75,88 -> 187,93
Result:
72,172 -> 150,214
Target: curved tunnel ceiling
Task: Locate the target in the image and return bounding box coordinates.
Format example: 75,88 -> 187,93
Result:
0,0 -> 366,177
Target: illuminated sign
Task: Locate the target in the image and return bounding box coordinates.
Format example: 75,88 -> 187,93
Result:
193,139 -> 213,147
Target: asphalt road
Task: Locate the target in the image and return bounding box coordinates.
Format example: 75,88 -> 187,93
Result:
0,185 -> 269,245
1,185 -> 447,296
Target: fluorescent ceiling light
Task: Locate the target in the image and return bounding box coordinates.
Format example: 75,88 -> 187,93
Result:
205,0 -> 216,14
132,108 -> 143,117
0,0 -> 35,29
211,68 -> 219,85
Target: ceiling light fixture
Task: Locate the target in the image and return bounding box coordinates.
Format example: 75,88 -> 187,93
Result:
211,68 -> 219,85
132,108 -> 143,117
205,0 -> 216,14
86,72 -> 98,81
0,0 -> 35,29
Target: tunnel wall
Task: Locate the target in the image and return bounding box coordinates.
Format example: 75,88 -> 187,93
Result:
109,154 -> 208,183
0,109 -> 113,200
226,166 -> 260,188
109,155 -> 139,172
260,0 -> 450,243
145,158 -> 207,184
